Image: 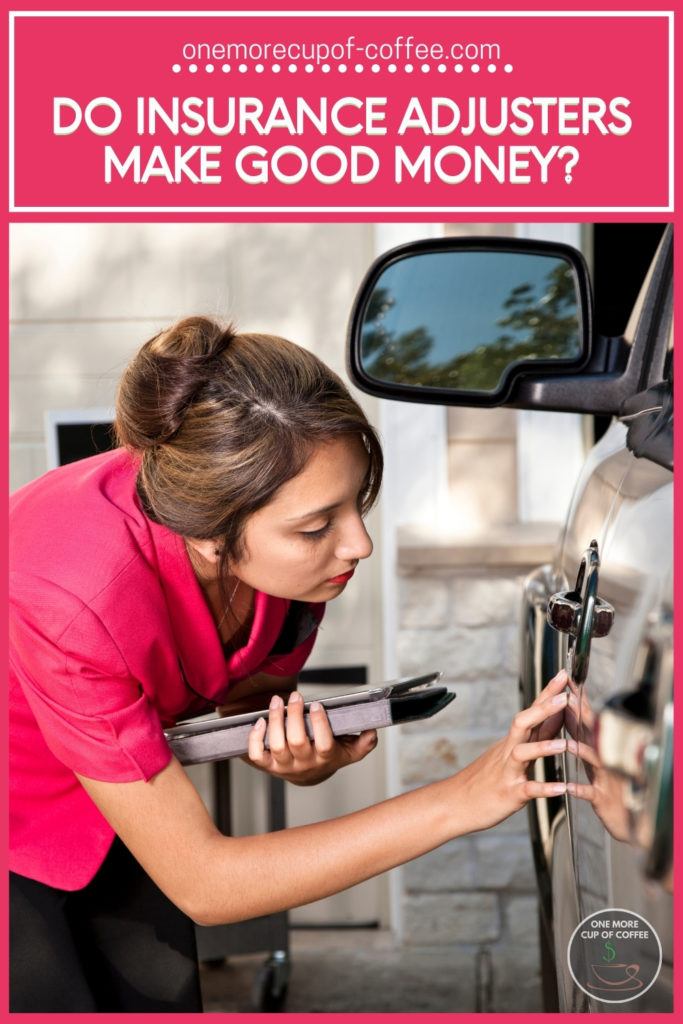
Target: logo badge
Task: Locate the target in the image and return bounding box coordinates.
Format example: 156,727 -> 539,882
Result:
567,908 -> 662,1004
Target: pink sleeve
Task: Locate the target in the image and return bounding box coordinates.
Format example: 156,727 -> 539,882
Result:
10,581 -> 172,782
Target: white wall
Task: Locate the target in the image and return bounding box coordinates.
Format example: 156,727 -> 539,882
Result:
515,223 -> 587,522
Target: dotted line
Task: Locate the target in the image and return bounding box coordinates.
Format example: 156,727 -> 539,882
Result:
172,62 -> 513,75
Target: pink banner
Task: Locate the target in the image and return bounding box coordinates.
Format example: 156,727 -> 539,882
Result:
10,11 -> 672,212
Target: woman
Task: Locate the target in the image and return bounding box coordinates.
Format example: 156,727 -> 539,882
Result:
9,316 -> 583,1012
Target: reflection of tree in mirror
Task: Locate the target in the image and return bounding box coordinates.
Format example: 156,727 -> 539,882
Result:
361,286 -> 437,385
362,263 -> 579,392
448,262 -> 579,390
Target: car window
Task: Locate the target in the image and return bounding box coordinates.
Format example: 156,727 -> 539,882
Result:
621,250 -> 658,352
621,230 -> 673,390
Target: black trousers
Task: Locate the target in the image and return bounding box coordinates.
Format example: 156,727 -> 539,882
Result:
10,836 -> 203,1012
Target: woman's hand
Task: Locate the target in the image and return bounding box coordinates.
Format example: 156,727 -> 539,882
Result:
452,669 -> 591,833
244,691 -> 378,786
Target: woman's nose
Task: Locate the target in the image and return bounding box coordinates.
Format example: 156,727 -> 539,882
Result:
336,515 -> 373,562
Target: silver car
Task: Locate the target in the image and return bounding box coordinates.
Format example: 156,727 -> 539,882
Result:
347,226 -> 673,1012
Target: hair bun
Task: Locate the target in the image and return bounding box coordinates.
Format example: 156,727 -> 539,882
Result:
116,316 -> 235,451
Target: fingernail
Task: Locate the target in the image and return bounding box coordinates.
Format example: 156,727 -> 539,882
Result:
270,694 -> 283,710
549,739 -> 566,752
253,717 -> 266,732
310,701 -> 322,712
552,692 -> 568,706
288,691 -> 302,703
554,669 -> 568,683
551,783 -> 567,795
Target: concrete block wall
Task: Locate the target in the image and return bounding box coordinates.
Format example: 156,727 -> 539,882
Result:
394,544 -> 557,1011
383,219 -> 570,1003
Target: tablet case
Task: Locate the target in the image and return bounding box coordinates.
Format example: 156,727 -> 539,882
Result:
165,672 -> 453,766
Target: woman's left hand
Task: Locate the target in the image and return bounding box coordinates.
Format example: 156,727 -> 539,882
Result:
244,691 -> 378,785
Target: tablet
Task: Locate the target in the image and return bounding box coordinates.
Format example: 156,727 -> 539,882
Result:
165,671 -> 453,765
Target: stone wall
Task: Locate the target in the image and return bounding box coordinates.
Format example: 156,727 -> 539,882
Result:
394,526 -> 559,1011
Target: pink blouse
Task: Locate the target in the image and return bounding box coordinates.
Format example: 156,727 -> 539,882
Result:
9,448 -> 324,889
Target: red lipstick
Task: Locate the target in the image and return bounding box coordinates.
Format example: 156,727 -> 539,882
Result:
327,568 -> 355,585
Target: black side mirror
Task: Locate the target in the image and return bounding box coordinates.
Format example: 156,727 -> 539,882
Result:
348,236 -> 593,409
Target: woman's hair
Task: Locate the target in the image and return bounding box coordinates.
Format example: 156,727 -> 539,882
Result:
115,316 -> 383,587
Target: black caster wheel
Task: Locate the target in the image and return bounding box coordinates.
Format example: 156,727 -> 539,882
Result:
252,951 -> 290,1012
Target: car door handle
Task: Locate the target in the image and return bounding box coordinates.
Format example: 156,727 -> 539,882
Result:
546,539 -> 615,684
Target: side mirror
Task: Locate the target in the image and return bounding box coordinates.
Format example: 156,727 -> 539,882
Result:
348,237 -> 593,409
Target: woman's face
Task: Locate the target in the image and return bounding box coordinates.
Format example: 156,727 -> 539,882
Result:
232,435 -> 374,602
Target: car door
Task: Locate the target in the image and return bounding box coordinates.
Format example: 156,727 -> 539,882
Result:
552,245 -> 673,1011
555,427 -> 673,1012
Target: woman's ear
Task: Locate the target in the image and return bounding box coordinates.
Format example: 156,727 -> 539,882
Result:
185,538 -> 222,565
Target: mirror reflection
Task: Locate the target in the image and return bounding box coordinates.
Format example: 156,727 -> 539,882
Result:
361,251 -> 581,392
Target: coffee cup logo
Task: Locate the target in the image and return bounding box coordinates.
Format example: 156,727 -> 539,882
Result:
567,908 -> 662,1004
588,962 -> 643,992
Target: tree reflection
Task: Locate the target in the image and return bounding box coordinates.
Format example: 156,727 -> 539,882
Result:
361,287 -> 435,384
362,262 -> 579,391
